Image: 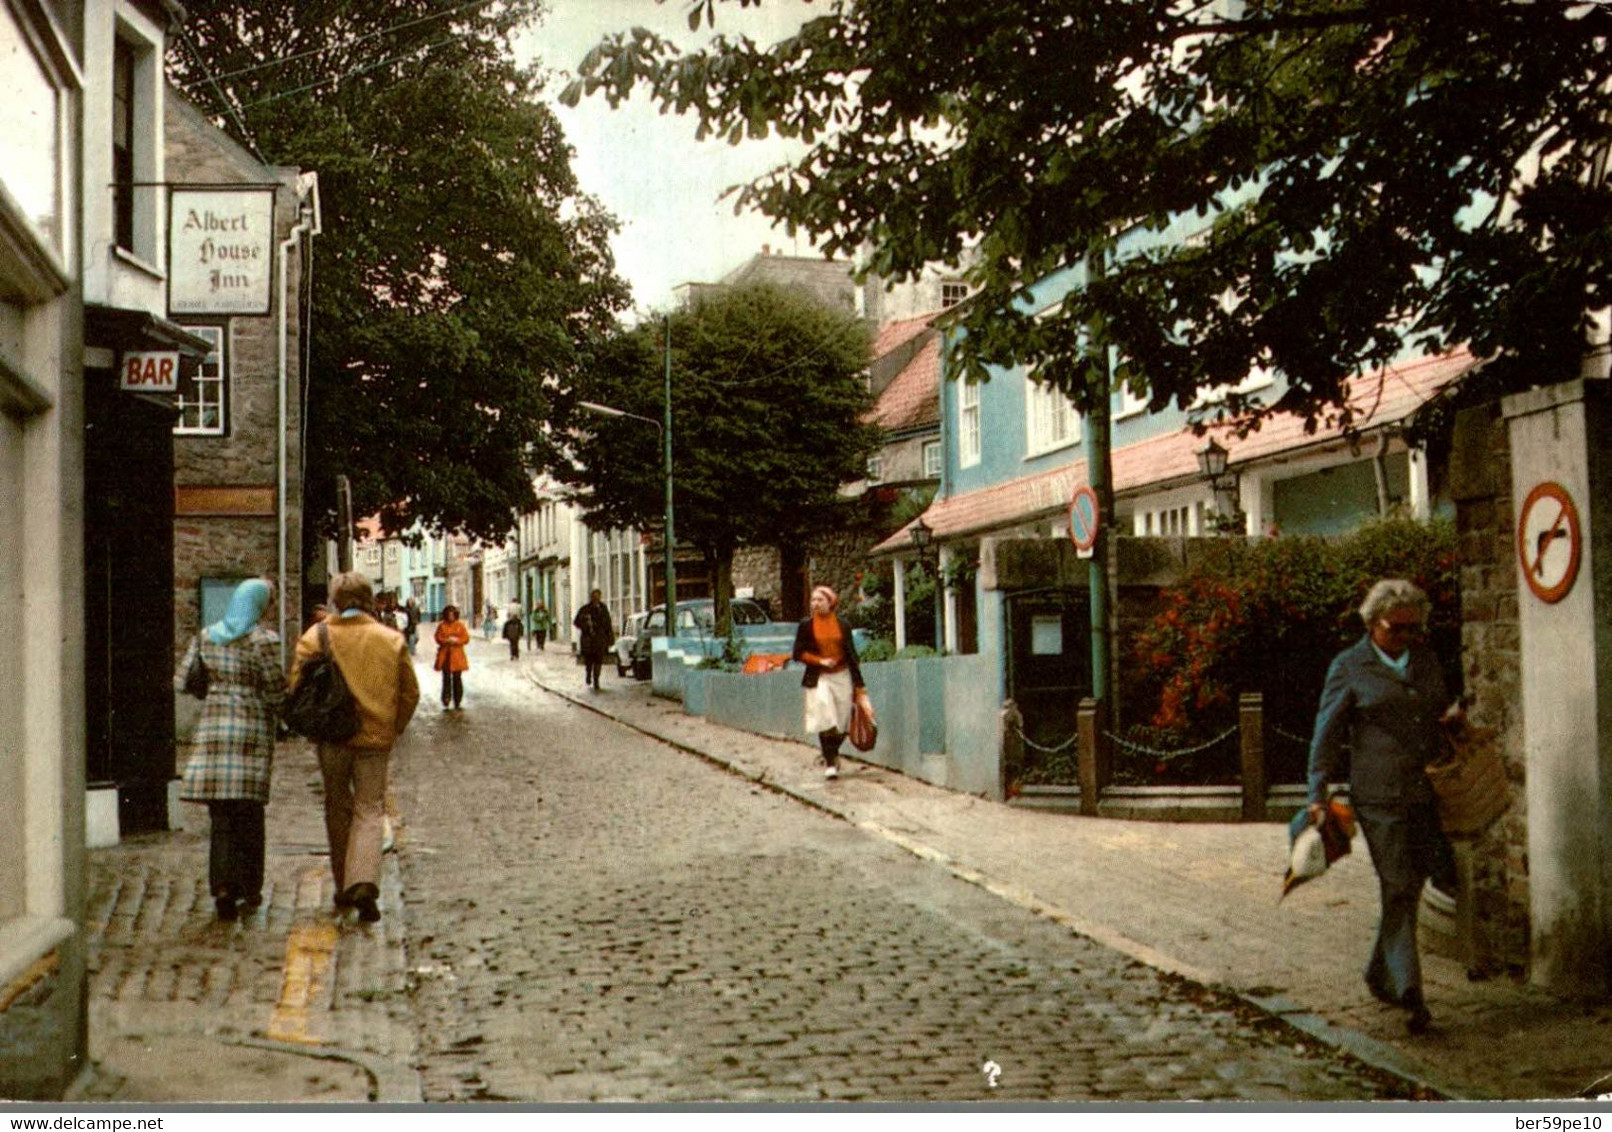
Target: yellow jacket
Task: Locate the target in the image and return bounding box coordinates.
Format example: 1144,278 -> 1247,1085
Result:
291,612 -> 420,749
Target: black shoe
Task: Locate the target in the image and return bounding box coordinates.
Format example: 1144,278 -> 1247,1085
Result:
333,889 -> 354,910
240,894 -> 263,913
1404,991 -> 1432,1034
215,895 -> 239,921
345,882 -> 381,923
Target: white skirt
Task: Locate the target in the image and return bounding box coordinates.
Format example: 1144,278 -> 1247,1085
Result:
804,668 -> 855,735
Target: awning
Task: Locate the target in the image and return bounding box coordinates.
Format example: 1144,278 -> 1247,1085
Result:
85,304 -> 215,356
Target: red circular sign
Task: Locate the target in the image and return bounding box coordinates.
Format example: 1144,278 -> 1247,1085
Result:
1517,481 -> 1582,604
1068,484 -> 1100,553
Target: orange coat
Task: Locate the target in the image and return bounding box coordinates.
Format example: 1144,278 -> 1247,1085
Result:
434,619 -> 471,673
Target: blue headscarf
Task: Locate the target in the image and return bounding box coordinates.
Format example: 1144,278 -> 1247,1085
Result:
206,578 -> 272,645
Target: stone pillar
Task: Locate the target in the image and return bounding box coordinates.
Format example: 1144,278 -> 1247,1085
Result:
1504,379 -> 1612,997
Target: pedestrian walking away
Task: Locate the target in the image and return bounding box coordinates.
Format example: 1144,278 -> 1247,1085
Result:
483,603 -> 498,641
404,597 -> 420,655
529,600 -> 551,652
291,571 -> 420,923
172,577 -> 287,921
792,584 -> 868,780
1307,578 -> 1465,1036
434,604 -> 471,709
573,589 -> 614,690
502,608 -> 524,660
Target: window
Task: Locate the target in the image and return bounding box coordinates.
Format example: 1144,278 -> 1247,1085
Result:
1116,380 -> 1149,418
1025,371 -> 1081,455
940,280 -> 969,308
959,381 -> 981,467
112,38 -> 135,252
366,545 -> 380,565
867,453 -> 884,482
175,325 -> 225,434
922,439 -> 942,479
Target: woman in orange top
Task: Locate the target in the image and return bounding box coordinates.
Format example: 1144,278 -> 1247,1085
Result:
433,604 -> 472,710
791,585 -> 866,780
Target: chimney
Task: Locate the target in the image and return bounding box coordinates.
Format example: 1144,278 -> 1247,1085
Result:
761,244 -> 771,256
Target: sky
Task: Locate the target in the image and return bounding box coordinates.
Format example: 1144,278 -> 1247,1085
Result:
513,0 -> 820,314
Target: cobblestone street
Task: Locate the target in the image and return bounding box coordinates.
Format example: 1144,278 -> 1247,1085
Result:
392,644 -> 1410,1102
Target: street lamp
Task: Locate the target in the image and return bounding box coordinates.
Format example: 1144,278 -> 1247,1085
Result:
578,388 -> 675,624
908,516 -> 943,651
1195,437 -> 1244,533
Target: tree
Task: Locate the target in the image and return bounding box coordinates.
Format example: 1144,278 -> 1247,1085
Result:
169,1 -> 629,542
559,283 -> 878,624
564,1 -> 1612,429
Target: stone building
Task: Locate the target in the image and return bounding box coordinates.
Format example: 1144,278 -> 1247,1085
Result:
166,89 -> 317,664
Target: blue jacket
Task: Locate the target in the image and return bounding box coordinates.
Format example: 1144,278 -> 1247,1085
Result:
1307,635 -> 1449,806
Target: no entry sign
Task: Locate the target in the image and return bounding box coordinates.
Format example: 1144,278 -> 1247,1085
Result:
1068,484 -> 1100,555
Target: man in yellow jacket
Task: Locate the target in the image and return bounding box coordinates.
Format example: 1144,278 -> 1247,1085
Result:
290,571 -> 420,922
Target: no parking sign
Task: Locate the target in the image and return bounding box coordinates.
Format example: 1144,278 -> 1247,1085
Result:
1068,484 -> 1100,559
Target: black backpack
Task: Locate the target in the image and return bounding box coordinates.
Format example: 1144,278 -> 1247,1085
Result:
283,621 -> 360,743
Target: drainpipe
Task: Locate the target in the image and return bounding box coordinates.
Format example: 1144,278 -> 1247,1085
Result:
278,174 -> 321,665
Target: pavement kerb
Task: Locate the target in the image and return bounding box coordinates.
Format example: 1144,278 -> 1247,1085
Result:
228,1037 -> 423,1104
526,665 -> 1466,1103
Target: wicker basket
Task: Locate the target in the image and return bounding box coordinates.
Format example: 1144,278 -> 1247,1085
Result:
1425,726 -> 1509,837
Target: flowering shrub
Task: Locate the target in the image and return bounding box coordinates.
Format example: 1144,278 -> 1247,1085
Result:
1127,518 -> 1461,765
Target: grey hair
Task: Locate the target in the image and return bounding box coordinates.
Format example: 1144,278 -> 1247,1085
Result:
1359,579 -> 1429,626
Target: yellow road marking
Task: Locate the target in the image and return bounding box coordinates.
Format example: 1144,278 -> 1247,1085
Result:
267,868 -> 339,1046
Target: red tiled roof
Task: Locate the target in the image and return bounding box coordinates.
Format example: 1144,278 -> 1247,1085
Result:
866,336 -> 941,432
871,312 -> 939,359
871,349 -> 1479,554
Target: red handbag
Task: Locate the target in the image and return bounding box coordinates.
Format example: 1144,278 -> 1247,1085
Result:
848,693 -> 878,752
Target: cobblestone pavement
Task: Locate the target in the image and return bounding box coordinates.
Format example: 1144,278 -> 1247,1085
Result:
394,644 -> 1411,1102
77,738 -> 418,1102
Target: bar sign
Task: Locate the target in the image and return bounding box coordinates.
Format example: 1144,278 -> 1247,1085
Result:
120,351 -> 180,392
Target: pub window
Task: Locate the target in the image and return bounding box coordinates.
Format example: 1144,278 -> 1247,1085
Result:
175,325 -> 226,434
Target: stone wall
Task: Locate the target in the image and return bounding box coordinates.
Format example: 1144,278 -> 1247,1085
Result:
165,93 -> 306,657
1447,403 -> 1530,969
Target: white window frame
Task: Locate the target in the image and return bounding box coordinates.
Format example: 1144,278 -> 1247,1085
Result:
1025,368 -> 1081,457
958,380 -> 981,468
1116,379 -> 1149,419
866,453 -> 884,482
174,324 -> 225,434
922,439 -> 942,479
940,279 -> 969,308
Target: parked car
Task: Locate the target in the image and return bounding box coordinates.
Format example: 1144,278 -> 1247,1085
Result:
615,611 -> 648,677
628,597 -> 772,680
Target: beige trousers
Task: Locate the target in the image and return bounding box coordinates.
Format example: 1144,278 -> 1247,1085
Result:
316,742 -> 391,895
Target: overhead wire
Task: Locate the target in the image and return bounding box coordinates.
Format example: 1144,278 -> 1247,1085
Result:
171,20 -> 270,163
234,33 -> 466,110
205,0 -> 502,82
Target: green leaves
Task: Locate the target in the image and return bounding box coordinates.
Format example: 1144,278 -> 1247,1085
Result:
169,0 -> 629,542
557,281 -> 877,581
570,0 -> 1612,425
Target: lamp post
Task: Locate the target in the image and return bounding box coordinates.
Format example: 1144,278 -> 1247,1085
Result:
908,516 -> 944,652
578,393 -> 675,620
1195,437 -> 1244,533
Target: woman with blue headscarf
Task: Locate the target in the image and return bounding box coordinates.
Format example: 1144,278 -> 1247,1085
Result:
173,578 -> 288,921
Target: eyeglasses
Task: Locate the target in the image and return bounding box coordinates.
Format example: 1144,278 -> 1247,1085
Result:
1377,619 -> 1423,635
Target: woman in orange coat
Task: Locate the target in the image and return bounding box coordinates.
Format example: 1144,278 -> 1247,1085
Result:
433,604 -> 472,710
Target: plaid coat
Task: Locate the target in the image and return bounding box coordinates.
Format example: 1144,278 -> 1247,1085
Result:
173,626 -> 287,803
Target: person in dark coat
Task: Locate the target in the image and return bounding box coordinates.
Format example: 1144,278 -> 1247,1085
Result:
502,608 -> 523,660
573,589 -> 614,690
173,578 -> 287,921
791,584 -> 867,780
1307,578 -> 1464,1035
